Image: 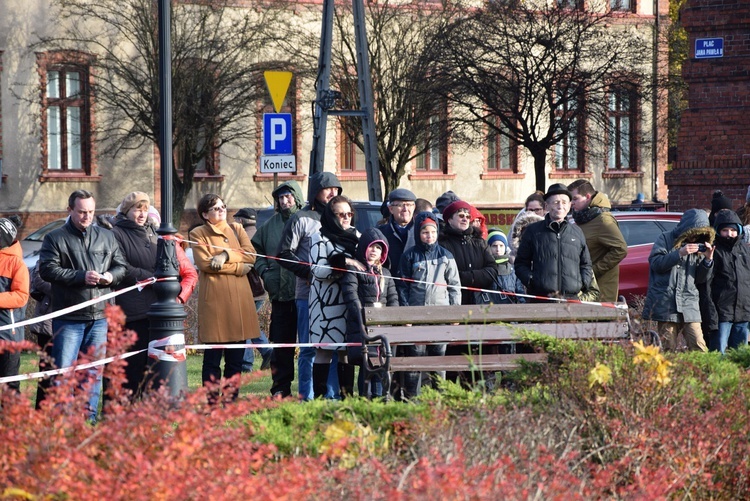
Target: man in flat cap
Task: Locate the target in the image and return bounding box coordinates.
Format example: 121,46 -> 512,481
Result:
377,188 -> 417,300
514,183 -> 594,301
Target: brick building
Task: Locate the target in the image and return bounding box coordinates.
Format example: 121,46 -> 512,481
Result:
666,0 -> 750,211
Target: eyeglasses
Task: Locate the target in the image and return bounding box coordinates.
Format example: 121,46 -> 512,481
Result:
335,212 -> 354,219
208,204 -> 227,213
455,212 -> 471,219
390,202 -> 415,209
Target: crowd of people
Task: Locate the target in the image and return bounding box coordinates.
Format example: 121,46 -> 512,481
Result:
1,181 -> 750,416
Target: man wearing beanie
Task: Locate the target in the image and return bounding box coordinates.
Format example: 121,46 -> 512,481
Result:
568,180 -> 627,302
39,189 -> 128,421
484,229 -> 525,305
0,217 -> 29,392
515,183 -> 593,301
252,180 -> 305,397
709,190 -> 733,226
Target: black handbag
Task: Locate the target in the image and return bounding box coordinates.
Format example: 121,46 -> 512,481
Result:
247,267 -> 265,297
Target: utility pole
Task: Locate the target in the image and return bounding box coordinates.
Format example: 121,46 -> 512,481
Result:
309,0 -> 382,202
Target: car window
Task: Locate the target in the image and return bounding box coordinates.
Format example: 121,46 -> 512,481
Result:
619,220 -> 666,247
657,221 -> 678,233
24,219 -> 65,241
354,206 -> 384,233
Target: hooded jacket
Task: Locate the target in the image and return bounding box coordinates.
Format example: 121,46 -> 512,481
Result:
39,219 -> 128,321
398,212 -> 461,306
252,180 -> 304,302
438,219 -> 498,305
571,191 -> 627,302
514,214 -> 594,298
642,209 -> 714,323
277,172 -> 342,300
0,242 -> 29,342
509,211 -> 544,264
707,210 -> 750,323
353,227 -> 399,307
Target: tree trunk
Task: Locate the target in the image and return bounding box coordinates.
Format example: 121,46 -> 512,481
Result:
532,149 -> 548,193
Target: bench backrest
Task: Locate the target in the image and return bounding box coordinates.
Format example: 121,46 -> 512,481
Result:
364,303 -> 629,344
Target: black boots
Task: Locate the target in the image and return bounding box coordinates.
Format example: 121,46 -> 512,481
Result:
312,363 -> 329,399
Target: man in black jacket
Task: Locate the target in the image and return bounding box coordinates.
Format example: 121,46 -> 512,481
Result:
39,189 -> 128,421
515,183 -> 594,301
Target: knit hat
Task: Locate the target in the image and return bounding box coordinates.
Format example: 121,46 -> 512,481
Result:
710,190 -> 733,214
119,191 -> 150,215
0,218 -> 17,249
442,200 -> 473,222
543,183 -> 572,201
419,217 -> 438,230
435,191 -> 460,214
487,229 -> 508,249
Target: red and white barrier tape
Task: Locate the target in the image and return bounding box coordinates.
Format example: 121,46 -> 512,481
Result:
174,234 -> 626,310
0,339 -> 361,383
0,277 -> 173,333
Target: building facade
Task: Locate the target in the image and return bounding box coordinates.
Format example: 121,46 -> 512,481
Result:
0,0 -> 668,236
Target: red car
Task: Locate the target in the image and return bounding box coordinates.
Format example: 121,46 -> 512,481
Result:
612,211 -> 683,303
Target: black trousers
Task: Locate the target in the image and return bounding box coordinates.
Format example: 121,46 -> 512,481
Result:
268,300 -> 297,397
0,350 -> 20,393
123,318 -> 151,399
203,342 -> 244,403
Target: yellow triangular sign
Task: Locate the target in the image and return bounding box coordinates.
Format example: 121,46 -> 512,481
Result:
264,71 -> 293,113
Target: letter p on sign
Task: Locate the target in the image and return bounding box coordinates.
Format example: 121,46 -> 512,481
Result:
263,113 -> 293,155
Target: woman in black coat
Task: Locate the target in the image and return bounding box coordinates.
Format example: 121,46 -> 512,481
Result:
438,201 -> 497,305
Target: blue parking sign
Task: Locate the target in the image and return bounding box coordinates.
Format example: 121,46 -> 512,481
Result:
263,113 -> 293,155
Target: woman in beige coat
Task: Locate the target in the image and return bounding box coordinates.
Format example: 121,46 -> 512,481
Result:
190,193 -> 260,402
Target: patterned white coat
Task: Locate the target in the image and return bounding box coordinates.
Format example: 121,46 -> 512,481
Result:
309,230 -> 360,350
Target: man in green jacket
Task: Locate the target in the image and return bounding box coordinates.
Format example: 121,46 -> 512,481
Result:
568,180 -> 628,303
251,180 -> 304,397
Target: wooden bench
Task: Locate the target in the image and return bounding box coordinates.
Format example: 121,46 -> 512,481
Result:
360,302 -> 632,391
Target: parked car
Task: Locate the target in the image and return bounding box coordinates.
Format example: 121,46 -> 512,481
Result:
611,211 -> 682,303
255,200 -> 384,233
20,218 -> 67,269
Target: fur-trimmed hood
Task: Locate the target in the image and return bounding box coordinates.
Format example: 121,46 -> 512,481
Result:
510,211 -> 544,253
672,209 -> 715,250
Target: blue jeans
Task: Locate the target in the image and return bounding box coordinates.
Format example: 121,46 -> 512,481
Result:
715,322 -> 749,354
296,299 -> 314,401
51,318 -> 108,422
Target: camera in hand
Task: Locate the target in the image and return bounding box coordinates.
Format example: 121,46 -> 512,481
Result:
697,243 -> 707,252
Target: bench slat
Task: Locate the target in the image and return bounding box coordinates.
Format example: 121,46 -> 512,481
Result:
368,321 -> 628,344
388,354 -> 548,371
365,303 -> 626,326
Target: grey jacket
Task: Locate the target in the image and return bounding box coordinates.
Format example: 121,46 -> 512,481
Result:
642,209 -> 714,323
277,172 -> 342,300
398,212 -> 461,306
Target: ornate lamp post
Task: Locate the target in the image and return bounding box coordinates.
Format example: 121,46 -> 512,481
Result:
148,0 -> 188,396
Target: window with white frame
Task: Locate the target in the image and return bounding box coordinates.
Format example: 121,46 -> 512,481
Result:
607,85 -> 637,171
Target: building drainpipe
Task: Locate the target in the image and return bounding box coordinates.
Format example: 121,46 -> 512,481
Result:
652,0 -> 660,203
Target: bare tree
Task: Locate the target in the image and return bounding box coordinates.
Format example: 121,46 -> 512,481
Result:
37,0 -> 291,222
329,0 -> 467,195
424,0 -> 652,192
